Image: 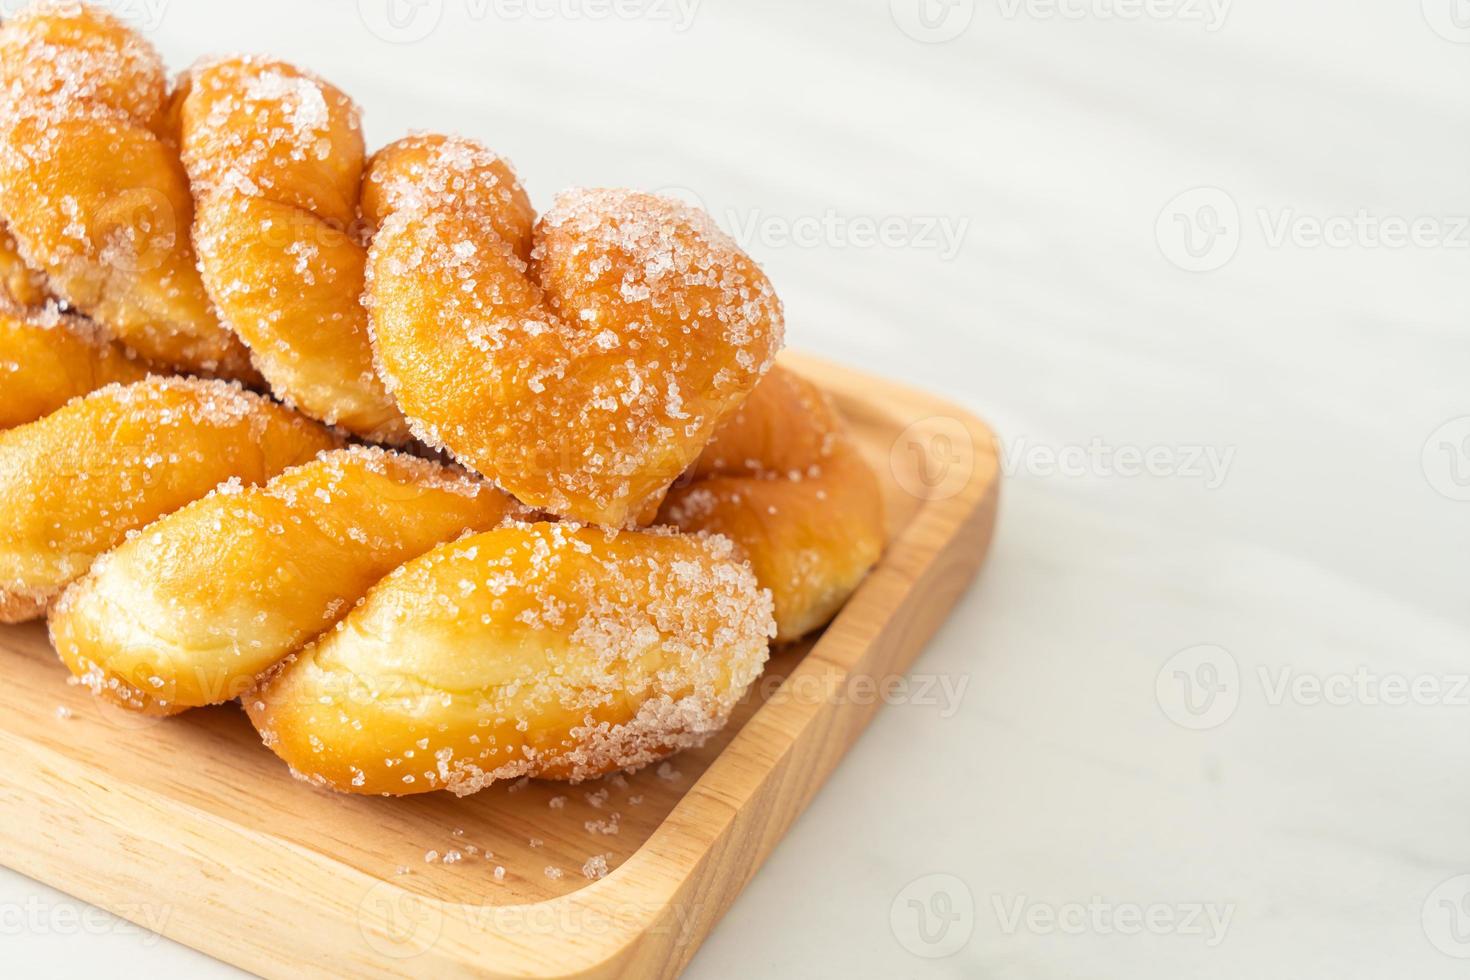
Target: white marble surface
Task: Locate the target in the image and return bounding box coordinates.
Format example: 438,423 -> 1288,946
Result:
5,0 -> 1470,976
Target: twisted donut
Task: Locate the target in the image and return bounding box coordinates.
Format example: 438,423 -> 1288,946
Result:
366,138 -> 783,526
0,222 -> 47,307
659,366 -> 885,641
50,446 -> 522,715
245,522 -> 773,795
177,56 -> 408,441
0,304 -> 148,429
0,376 -> 337,622
0,6 -> 898,801
0,3 -> 253,377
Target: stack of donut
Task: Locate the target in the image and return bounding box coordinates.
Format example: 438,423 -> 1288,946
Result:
0,2 -> 885,797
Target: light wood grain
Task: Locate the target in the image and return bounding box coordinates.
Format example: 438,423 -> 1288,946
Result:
0,351 -> 999,979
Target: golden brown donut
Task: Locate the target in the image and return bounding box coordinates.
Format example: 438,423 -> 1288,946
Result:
0,4 -> 253,377
178,57 -> 408,441
245,522 -> 774,796
0,376 -> 337,622
365,136 -> 783,526
0,304 -> 148,429
0,222 -> 48,307
658,366 -> 885,642
50,446 -> 522,715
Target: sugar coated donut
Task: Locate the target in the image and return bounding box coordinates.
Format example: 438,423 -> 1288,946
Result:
0,376 -> 337,622
0,3 -> 254,377
245,522 -> 774,796
0,8 -> 888,804
179,56 -> 408,441
50,445 -> 522,715
0,304 -> 148,429
366,137 -> 783,526
659,366 -> 885,641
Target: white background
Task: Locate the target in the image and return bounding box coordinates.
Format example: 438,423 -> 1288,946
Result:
4,0 -> 1470,976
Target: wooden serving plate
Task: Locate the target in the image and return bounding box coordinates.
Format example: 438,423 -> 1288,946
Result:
0,352 -> 999,979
